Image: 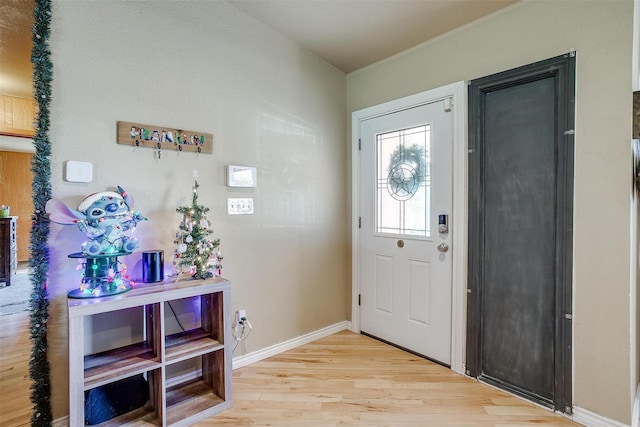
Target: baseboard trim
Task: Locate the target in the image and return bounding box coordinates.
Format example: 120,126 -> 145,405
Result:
572,406 -> 629,427
633,383 -> 640,427
53,415 -> 68,427
232,320 -> 353,370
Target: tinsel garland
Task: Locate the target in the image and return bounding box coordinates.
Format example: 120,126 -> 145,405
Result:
29,0 -> 53,425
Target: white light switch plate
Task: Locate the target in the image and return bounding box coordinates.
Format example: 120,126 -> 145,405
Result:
227,198 -> 254,215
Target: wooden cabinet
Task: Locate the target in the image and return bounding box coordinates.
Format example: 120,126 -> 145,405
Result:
0,94 -> 36,137
0,217 -> 17,285
67,277 -> 232,426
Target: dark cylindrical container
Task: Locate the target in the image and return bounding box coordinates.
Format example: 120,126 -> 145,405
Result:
142,250 -> 164,283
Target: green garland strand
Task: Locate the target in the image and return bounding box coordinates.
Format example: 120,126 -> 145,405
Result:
29,0 -> 53,424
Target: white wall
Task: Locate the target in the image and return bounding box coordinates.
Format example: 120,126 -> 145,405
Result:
48,0 -> 347,418
348,0 -> 634,423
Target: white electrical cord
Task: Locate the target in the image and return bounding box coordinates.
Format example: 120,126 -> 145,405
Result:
232,317 -> 252,353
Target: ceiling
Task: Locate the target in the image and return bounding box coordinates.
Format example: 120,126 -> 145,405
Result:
0,0 -> 517,99
227,0 -> 518,73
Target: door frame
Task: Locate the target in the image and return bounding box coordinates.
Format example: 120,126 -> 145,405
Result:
465,53 -> 575,412
351,81 -> 467,374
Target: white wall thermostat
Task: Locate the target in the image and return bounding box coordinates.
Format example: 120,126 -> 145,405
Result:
227,165 -> 257,188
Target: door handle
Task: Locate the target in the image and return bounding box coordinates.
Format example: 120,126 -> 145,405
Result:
437,243 -> 449,253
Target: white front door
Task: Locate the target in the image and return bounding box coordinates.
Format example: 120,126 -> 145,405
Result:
358,98 -> 453,365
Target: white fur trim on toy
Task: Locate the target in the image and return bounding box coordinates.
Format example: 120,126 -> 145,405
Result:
77,191 -> 123,212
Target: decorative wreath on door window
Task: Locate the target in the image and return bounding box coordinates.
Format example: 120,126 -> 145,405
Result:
386,144 -> 427,201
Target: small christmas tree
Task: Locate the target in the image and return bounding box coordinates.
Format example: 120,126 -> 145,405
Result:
174,178 -> 223,279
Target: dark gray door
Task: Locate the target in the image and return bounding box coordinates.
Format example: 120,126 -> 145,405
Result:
466,53 -> 575,413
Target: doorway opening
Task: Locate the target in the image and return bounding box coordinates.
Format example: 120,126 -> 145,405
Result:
0,0 -> 36,315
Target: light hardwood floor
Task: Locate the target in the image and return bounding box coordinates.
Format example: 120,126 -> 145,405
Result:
202,331 -> 580,426
1,313 -> 580,426
0,311 -> 31,426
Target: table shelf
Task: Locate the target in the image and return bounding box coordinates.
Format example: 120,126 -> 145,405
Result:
68,277 -> 232,427
165,328 -> 224,365
166,377 -> 229,427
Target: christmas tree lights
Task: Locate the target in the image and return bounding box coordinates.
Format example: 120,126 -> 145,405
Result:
46,186 -> 147,298
174,177 -> 222,279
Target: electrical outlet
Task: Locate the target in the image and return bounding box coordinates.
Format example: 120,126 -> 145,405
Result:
236,309 -> 246,324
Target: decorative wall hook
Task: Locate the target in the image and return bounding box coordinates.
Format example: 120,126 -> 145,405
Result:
117,121 -> 213,155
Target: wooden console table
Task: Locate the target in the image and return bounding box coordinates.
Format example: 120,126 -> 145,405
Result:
67,276 -> 232,426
